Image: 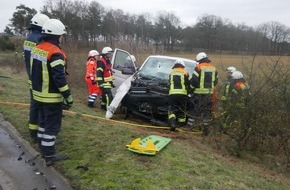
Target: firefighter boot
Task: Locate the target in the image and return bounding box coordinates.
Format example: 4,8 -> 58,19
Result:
169,118 -> 177,131
45,153 -> 69,167
87,102 -> 95,108
29,129 -> 38,143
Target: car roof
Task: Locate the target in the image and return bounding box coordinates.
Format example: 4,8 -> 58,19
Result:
146,55 -> 196,63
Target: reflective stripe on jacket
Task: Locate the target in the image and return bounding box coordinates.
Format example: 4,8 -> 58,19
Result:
190,62 -> 218,94
30,41 -> 71,103
23,30 -> 42,79
96,57 -> 113,89
169,67 -> 189,95
86,58 -> 97,81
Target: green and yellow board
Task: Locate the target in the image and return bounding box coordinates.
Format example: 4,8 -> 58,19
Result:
126,135 -> 172,155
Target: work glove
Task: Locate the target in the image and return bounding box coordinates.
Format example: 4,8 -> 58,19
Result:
63,95 -> 73,110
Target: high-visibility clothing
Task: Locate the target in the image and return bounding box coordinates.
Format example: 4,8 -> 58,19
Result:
30,41 -> 71,103
85,57 -> 101,106
96,56 -> 114,110
230,79 -> 250,108
24,30 -> 42,80
221,81 -> 231,101
23,29 -> 42,134
189,62 -> 218,119
168,67 -> 189,127
190,62 -> 218,94
169,67 -> 189,95
96,57 -> 114,89
86,58 -> 97,81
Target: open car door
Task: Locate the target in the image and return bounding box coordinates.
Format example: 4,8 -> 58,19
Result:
111,48 -> 137,95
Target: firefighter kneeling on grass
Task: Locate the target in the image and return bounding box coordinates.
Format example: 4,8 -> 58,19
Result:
30,19 -> 72,166
168,60 -> 190,131
97,47 -> 114,111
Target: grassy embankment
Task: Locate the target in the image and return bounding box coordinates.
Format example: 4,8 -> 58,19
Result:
0,52 -> 289,190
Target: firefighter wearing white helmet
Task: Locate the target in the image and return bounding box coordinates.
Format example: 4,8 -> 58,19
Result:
229,71 -> 250,100
30,18 -> 71,166
195,52 -> 208,62
168,59 -> 190,131
226,66 -> 236,80
23,12 -> 50,143
222,70 -> 250,129
97,46 -> 115,110
231,71 -> 243,79
189,52 -> 218,135
221,66 -> 237,102
86,50 -> 101,108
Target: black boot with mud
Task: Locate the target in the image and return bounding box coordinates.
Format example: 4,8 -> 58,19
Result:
45,153 -> 69,166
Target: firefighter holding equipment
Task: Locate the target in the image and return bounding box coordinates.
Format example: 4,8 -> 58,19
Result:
30,18 -> 72,166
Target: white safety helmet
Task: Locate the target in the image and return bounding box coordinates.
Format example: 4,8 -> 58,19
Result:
42,19 -> 67,35
127,55 -> 136,63
195,52 -> 208,62
231,71 -> 243,79
30,13 -> 49,27
175,59 -> 185,67
226,66 -> 236,73
88,50 -> 99,57
101,47 -> 113,54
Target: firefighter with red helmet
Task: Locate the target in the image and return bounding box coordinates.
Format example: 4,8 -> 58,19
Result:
85,50 -> 101,108
97,47 -> 114,111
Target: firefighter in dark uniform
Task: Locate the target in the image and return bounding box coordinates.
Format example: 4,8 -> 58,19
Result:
23,13 -> 49,142
221,66 -> 236,104
189,52 -> 218,135
30,18 -> 73,166
168,59 -> 190,131
97,46 -> 114,111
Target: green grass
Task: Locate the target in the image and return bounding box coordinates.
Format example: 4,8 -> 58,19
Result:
0,54 -> 290,190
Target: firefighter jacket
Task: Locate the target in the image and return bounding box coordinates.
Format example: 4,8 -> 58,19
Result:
96,56 -> 114,89
30,40 -> 71,103
86,57 -> 97,82
229,78 -> 250,108
23,29 -> 42,80
221,81 -> 231,101
190,62 -> 218,94
169,67 -> 189,95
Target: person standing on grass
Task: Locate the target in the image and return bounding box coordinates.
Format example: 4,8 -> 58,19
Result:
30,18 -> 73,166
97,47 -> 114,111
85,50 -> 102,108
23,13 -> 49,143
168,59 -> 190,131
189,52 -> 218,135
222,71 -> 251,129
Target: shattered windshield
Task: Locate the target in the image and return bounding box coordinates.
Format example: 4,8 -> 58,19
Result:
139,57 -> 196,80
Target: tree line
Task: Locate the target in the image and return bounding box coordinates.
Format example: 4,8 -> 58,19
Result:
5,0 -> 290,55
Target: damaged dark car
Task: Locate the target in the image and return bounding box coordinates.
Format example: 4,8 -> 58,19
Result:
121,55 -> 197,126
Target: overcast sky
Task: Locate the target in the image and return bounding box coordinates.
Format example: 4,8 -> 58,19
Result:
1,0 -> 289,32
